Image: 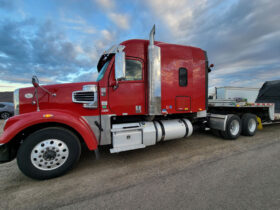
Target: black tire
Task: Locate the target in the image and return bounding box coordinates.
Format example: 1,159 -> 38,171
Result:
1,112 -> 10,119
241,113 -> 257,136
17,127 -> 81,180
220,114 -> 241,140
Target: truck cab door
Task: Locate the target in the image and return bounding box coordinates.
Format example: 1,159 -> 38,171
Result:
108,57 -> 146,115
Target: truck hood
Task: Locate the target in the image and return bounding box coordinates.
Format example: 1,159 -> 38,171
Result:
18,82 -> 99,115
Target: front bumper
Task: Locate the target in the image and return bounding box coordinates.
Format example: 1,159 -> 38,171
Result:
0,143 -> 16,163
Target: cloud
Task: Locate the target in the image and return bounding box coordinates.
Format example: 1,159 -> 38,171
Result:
95,0 -> 115,10
71,29 -> 118,83
94,0 -> 130,30
0,19 -> 102,85
61,16 -> 86,25
73,70 -> 99,83
145,0 -> 208,39
0,0 -> 16,10
108,13 -> 130,30
0,85 -> 16,88
61,16 -> 96,34
64,25 -> 96,34
0,0 -> 279,91
145,0 -> 280,88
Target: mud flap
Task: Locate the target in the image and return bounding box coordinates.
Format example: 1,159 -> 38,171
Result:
0,143 -> 17,163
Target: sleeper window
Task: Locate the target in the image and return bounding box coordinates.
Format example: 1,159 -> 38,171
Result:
179,68 -> 188,86
125,59 -> 142,81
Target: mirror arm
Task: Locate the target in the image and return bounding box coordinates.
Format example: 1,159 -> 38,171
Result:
113,79 -> 119,90
39,86 -> 56,97
31,86 -> 40,111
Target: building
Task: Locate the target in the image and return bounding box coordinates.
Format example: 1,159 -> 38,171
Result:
0,92 -> 13,103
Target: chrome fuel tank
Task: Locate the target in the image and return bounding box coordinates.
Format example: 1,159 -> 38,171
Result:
110,119 -> 193,153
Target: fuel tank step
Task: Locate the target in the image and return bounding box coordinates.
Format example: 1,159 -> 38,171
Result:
110,144 -> 146,153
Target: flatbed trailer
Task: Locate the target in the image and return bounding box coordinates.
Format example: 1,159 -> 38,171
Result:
206,99 -> 279,140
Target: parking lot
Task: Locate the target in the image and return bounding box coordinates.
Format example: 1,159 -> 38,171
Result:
0,120 -> 280,209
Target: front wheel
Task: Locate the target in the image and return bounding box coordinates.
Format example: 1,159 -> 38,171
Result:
17,127 -> 81,180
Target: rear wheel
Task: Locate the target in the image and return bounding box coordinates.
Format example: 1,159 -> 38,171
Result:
220,115 -> 241,140
241,113 -> 257,136
1,112 -> 10,119
17,127 -> 81,180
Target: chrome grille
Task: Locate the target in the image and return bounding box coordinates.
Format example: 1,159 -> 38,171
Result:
72,85 -> 98,109
73,91 -> 94,102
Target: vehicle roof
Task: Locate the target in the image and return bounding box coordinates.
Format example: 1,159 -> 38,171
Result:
97,39 -> 205,71
119,39 -> 205,63
0,102 -> 14,105
120,39 -> 203,51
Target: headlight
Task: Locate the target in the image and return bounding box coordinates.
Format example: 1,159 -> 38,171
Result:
14,89 -> 19,115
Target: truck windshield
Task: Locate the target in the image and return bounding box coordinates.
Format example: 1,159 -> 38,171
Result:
96,60 -> 111,82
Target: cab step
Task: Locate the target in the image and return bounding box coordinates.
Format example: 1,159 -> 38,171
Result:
110,144 -> 146,153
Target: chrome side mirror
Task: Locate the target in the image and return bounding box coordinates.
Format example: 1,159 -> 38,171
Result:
115,51 -> 126,81
32,75 -> 40,88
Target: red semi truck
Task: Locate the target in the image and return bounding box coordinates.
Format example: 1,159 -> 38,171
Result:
0,26 -> 277,179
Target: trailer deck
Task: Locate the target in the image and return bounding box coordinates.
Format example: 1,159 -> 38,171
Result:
208,99 -> 276,122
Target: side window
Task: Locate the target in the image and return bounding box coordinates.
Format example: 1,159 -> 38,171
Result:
0,104 -> 5,108
179,67 -> 188,87
124,59 -> 143,81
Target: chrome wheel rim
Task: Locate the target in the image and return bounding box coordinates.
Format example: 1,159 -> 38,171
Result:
31,139 -> 69,171
248,119 -> 257,133
230,120 -> 240,136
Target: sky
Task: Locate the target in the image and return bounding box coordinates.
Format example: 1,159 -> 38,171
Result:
0,0 -> 279,91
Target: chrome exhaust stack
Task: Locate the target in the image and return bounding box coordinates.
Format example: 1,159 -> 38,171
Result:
149,25 -> 155,45
148,25 -> 162,115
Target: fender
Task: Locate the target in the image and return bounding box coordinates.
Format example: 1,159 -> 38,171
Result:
0,110 -> 98,150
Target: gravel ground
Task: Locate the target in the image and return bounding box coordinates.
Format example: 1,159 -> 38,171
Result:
0,120 -> 4,132
0,120 -> 280,209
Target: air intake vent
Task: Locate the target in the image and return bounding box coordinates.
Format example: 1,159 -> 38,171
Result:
72,85 -> 98,109
73,91 -> 94,102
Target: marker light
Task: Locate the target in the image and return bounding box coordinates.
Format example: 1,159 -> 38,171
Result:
43,114 -> 54,118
